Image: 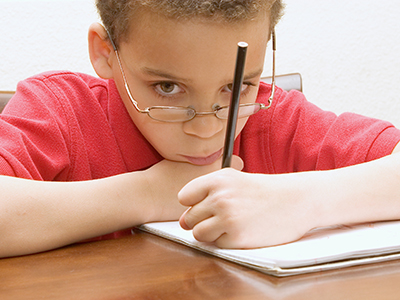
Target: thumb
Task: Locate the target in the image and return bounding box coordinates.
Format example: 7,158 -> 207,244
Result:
231,155 -> 244,171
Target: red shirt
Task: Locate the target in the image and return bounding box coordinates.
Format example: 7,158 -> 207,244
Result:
1,71 -> 399,239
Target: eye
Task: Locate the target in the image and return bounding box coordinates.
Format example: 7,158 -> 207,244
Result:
154,82 -> 183,96
224,83 -> 250,93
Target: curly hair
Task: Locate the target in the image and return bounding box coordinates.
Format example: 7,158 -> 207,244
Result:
96,0 -> 285,47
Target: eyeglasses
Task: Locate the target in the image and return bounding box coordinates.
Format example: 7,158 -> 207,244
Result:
108,30 -> 276,123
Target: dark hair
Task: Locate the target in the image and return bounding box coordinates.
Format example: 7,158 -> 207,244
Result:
96,0 -> 285,47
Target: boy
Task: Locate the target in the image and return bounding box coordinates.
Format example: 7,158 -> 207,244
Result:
0,0 -> 400,257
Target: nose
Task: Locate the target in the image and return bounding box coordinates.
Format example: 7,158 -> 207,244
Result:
182,114 -> 224,138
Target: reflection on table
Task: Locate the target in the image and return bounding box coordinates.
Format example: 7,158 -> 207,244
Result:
1,228 -> 400,300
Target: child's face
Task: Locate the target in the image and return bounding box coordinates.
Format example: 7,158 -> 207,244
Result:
112,10 -> 270,165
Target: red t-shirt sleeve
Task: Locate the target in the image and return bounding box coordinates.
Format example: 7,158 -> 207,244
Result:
0,78 -> 71,180
253,85 -> 400,173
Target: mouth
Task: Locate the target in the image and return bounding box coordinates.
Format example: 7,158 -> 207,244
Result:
182,149 -> 222,166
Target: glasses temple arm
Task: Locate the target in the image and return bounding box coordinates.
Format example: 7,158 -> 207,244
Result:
265,29 -> 276,109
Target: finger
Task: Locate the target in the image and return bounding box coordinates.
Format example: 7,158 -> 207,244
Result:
191,217 -> 225,243
231,155 -> 244,171
179,207 -> 192,230
178,175 -> 212,207
179,203 -> 214,230
213,227 -> 263,249
178,157 -> 243,207
213,233 -> 237,249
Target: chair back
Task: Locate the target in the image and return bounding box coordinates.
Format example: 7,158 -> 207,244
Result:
261,73 -> 302,92
0,91 -> 15,113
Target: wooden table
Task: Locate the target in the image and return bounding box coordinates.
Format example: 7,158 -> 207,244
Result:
1,229 -> 400,300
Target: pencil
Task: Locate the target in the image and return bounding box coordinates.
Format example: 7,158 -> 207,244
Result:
221,42 -> 248,168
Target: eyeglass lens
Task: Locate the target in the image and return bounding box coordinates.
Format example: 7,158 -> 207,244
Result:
147,103 -> 262,122
148,107 -> 196,122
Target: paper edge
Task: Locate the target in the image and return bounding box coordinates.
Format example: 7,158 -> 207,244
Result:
138,223 -> 400,277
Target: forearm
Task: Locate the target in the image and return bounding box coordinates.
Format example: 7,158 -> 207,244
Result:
0,172 -> 153,257
312,152 -> 400,228
177,151 -> 400,249
0,156 -> 228,257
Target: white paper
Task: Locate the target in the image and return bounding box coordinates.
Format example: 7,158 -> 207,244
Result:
139,220 -> 400,276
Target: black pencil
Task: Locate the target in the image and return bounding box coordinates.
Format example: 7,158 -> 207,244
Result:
221,42 -> 248,168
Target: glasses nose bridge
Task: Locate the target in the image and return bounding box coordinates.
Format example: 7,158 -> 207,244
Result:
194,110 -> 218,118
189,102 -> 223,120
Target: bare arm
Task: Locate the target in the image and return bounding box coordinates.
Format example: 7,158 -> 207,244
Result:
314,142 -> 400,229
0,156 -> 243,258
179,143 -> 400,248
0,171 -> 155,257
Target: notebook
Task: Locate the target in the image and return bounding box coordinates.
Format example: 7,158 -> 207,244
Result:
139,220 -> 400,277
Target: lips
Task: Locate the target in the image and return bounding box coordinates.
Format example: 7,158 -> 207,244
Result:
182,149 -> 222,166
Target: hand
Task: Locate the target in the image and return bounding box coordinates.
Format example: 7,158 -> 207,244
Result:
142,156 -> 244,223
178,169 -> 316,248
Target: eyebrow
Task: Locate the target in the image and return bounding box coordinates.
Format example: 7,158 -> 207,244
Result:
141,67 -> 191,82
141,67 -> 263,82
243,68 -> 263,81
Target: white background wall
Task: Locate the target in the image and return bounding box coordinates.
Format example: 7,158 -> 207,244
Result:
1,0 -> 400,127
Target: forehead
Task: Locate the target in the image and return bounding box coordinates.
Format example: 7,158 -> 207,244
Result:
124,7 -> 270,45
119,9 -> 270,80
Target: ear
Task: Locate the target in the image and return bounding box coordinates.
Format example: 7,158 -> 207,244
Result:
88,22 -> 114,79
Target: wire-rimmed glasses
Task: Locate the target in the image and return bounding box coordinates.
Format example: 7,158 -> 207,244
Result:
108,30 -> 276,123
